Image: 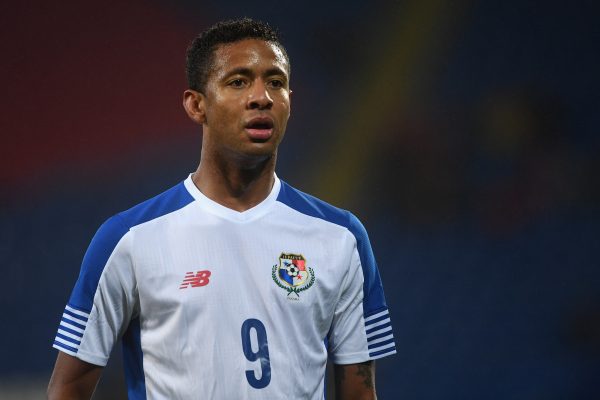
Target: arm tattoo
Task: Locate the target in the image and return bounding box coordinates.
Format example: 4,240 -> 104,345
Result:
355,361 -> 374,389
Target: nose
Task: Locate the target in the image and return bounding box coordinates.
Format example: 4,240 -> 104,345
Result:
247,80 -> 273,110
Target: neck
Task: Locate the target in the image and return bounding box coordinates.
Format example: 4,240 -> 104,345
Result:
192,148 -> 277,212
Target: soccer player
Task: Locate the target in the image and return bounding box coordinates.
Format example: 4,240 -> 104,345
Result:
47,18 -> 396,399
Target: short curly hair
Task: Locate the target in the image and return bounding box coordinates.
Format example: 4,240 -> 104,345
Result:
186,17 -> 290,93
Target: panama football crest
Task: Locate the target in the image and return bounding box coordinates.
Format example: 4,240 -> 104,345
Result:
272,253 -> 315,299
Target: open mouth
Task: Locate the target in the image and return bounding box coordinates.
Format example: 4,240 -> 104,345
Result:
245,118 -> 274,140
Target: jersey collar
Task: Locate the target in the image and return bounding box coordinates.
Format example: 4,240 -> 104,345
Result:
183,173 -> 281,222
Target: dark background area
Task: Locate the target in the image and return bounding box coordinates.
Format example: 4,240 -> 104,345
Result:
1,0 -> 599,398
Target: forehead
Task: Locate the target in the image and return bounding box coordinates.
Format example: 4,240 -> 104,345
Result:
210,39 -> 289,78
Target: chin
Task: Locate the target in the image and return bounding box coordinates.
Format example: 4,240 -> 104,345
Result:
231,144 -> 277,166
246,145 -> 277,158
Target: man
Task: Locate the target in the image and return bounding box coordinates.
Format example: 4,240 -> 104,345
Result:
48,18 -> 395,399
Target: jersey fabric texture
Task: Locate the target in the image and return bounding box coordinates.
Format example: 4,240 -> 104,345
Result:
53,175 -> 396,400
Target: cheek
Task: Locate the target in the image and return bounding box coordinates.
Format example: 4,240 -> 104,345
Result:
278,100 -> 291,121
207,101 -> 241,127
204,87 -> 242,123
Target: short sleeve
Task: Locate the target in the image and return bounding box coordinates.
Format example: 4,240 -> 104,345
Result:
52,215 -> 138,366
327,214 -> 396,364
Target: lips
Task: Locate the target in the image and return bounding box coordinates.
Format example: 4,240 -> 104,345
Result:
244,116 -> 274,140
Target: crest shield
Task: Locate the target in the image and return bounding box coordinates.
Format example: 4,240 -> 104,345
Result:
272,253 -> 315,298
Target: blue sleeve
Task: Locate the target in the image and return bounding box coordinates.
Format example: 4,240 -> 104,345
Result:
347,213 -> 388,317
69,215 -> 130,312
53,215 -> 132,363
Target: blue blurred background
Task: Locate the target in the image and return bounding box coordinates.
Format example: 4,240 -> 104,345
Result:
1,0 -> 599,398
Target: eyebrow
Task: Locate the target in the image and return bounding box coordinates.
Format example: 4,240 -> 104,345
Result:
223,66 -> 288,79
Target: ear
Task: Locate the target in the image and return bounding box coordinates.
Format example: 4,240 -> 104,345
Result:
183,89 -> 206,125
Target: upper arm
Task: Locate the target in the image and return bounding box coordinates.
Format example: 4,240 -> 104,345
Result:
334,361 -> 376,400
47,352 -> 103,400
329,216 -> 393,398
49,217 -> 136,396
328,215 -> 396,364
53,216 -> 137,366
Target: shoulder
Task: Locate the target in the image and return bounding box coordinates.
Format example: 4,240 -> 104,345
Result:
67,179 -> 195,312
94,180 -> 195,243
276,180 -> 368,241
116,180 -> 195,229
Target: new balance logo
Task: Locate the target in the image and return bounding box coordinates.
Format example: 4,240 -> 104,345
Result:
179,270 -> 212,289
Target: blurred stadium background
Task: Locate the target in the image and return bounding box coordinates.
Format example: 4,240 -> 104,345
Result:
1,0 -> 599,398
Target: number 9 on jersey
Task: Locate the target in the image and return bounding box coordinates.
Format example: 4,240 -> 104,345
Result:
241,318 -> 271,389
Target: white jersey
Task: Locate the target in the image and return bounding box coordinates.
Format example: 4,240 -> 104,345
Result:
53,175 -> 396,399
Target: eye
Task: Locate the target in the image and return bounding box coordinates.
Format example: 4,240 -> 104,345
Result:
228,79 -> 246,88
269,79 -> 284,89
